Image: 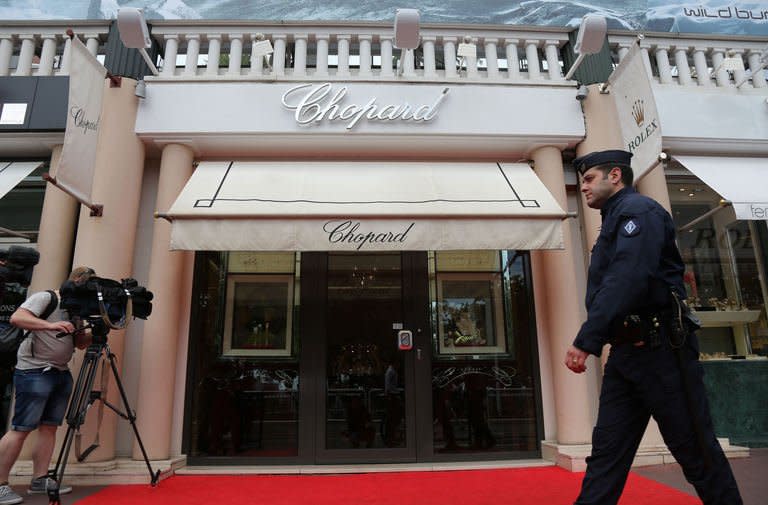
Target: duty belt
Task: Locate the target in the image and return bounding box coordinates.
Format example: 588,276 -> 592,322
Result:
609,312 -> 669,347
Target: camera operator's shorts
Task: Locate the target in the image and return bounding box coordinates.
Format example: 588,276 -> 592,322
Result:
11,368 -> 73,431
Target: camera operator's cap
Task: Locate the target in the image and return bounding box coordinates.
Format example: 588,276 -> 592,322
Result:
573,149 -> 633,175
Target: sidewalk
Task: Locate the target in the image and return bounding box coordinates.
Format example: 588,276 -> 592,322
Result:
634,447 -> 767,505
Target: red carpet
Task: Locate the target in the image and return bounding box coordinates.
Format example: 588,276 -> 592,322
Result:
74,467 -> 699,505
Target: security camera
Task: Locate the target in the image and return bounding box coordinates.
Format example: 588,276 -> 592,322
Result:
575,85 -> 589,101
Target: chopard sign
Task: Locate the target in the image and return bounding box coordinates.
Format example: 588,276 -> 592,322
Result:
281,83 -> 449,130
323,220 -> 415,250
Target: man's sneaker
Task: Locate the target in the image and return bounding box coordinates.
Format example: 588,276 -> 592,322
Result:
0,484 -> 23,505
27,477 -> 71,495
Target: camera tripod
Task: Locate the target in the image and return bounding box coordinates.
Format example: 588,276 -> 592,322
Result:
47,321 -> 159,505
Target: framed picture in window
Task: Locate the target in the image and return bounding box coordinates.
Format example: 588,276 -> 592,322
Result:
436,272 -> 506,355
222,274 -> 294,356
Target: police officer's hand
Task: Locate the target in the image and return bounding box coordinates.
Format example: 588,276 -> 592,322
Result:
565,345 -> 589,373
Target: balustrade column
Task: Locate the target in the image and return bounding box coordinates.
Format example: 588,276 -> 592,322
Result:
184,34 -> 200,76
85,36 -> 99,56
505,38 -> 520,80
730,50 -> 746,86
711,49 -> 729,87
37,35 -> 57,76
358,35 -> 372,77
693,48 -> 710,86
13,35 -> 35,76
337,35 -> 350,77
639,41 -> 653,78
402,45 -> 416,77
380,36 -> 394,77
673,46 -> 692,85
617,43 -> 631,61
161,35 -> 178,76
0,37 -> 13,76
315,35 -> 329,76
422,36 -> 437,78
60,37 -> 72,74
484,38 -> 499,78
544,40 -> 561,80
442,37 -> 457,78
228,34 -> 243,76
655,45 -> 673,83
525,40 -> 541,80
748,50 -> 766,88
272,35 -> 286,76
205,34 -> 221,75
293,34 -> 307,76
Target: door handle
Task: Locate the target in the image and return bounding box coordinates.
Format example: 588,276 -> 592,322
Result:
416,348 -> 422,360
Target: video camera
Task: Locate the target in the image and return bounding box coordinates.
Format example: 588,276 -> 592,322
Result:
59,276 -> 153,328
0,245 -> 40,286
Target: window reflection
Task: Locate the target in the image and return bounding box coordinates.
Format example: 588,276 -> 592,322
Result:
429,251 -> 539,454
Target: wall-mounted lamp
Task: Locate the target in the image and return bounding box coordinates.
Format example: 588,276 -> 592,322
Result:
252,33 -> 274,71
564,14 -> 607,81
117,8 -> 159,76
134,79 -> 146,99
456,35 -> 477,76
394,8 -> 420,76
575,84 -> 589,101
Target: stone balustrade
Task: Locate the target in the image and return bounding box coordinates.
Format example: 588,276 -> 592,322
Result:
0,20 -> 765,90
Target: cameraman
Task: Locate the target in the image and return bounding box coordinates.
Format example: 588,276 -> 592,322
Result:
0,267 -> 94,505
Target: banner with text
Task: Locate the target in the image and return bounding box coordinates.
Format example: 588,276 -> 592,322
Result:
56,35 -> 106,205
607,39 -> 662,181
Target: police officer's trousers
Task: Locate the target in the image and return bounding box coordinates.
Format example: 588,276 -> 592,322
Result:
575,337 -> 742,505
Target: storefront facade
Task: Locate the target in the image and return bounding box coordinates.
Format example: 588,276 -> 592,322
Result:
1,13 -> 767,474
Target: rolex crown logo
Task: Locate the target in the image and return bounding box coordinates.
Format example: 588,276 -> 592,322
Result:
632,99 -> 645,127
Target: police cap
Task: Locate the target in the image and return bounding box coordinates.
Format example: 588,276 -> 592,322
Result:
573,149 -> 633,175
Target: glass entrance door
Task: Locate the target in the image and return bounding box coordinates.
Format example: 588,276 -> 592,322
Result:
317,252 -> 423,461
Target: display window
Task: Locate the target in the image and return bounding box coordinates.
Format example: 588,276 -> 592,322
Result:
668,177 -> 768,359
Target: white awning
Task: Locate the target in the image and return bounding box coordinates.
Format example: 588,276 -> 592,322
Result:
0,161 -> 40,200
165,161 -> 567,251
675,156 -> 768,220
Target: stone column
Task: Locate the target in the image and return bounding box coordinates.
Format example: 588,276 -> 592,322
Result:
0,37 -> 13,76
37,35 -> 58,76
484,38 -> 499,78
442,37 -> 457,78
227,34 -> 243,76
673,46 -> 692,86
205,34 -> 221,76
525,40 -> 541,80
379,37 -> 394,77
68,78 -> 146,462
655,45 -> 673,84
530,146 -> 594,447
161,35 -> 178,77
184,35 -> 200,76
693,48 -> 710,87
336,35 -> 351,77
13,35 -> 35,76
358,35 -> 372,77
544,40 -> 561,80
505,39 -> 520,80
132,144 -> 194,460
27,146 -> 79,294
422,36 -> 437,78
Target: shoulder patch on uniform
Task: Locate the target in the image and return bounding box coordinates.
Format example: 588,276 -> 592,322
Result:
621,219 -> 639,237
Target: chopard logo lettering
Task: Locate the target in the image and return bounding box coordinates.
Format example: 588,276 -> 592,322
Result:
281,83 -> 449,130
70,106 -> 99,134
323,220 -> 414,250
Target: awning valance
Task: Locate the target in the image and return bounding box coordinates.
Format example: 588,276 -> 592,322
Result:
675,156 -> 767,220
165,161 -> 567,251
0,161 -> 41,200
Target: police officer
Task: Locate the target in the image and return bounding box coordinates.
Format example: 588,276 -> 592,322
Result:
564,150 -> 742,505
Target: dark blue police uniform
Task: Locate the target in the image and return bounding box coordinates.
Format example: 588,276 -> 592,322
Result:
573,180 -> 742,504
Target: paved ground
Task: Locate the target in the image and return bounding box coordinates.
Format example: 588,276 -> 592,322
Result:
634,447 -> 767,505
14,449 -> 767,504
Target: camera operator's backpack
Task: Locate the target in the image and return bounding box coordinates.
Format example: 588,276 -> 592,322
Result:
0,290 -> 58,367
